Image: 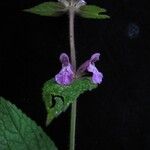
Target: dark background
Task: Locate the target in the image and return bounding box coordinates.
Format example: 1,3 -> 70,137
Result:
0,0 -> 150,150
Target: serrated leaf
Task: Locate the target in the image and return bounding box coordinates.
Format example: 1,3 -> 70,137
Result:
42,77 -> 97,125
0,97 -> 58,150
79,5 -> 110,19
24,2 -> 66,17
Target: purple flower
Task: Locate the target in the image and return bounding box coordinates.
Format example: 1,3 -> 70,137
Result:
55,53 -> 103,85
77,53 -> 103,84
55,53 -> 74,85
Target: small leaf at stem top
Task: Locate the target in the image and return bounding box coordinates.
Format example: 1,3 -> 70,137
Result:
24,2 -> 66,17
78,5 -> 110,19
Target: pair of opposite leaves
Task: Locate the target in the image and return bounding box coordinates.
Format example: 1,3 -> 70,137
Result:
24,0 -> 110,19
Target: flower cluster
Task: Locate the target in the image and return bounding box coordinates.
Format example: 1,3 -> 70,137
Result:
58,0 -> 86,9
55,53 -> 103,85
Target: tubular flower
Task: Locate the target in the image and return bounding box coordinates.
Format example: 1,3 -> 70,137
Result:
55,53 -> 74,85
87,53 -> 103,84
55,53 -> 103,85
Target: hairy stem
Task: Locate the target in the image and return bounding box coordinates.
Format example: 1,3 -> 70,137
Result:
69,9 -> 76,71
69,3 -> 77,150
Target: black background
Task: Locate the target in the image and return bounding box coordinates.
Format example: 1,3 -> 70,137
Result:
0,0 -> 150,150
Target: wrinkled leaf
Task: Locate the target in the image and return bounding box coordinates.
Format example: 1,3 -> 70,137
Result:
24,2 -> 66,16
0,97 -> 57,150
42,77 -> 97,125
79,5 -> 110,19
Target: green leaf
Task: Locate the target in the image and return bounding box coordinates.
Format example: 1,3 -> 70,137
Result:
24,2 -> 66,17
0,97 -> 58,150
42,77 -> 97,125
79,5 -> 110,19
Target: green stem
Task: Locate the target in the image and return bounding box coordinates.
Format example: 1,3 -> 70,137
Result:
69,3 -> 77,150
